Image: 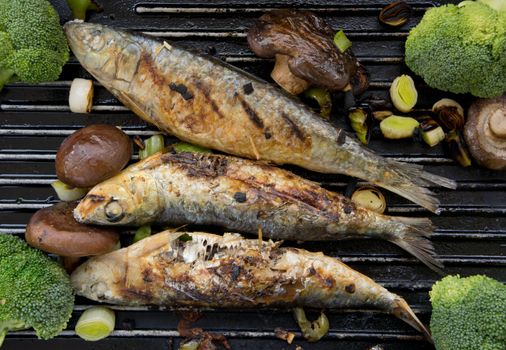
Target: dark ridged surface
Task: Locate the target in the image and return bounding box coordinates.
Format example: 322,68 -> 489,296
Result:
1,0 -> 504,349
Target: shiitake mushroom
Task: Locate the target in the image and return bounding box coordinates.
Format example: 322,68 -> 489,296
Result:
25,202 -> 120,258
56,124 -> 132,188
464,95 -> 506,170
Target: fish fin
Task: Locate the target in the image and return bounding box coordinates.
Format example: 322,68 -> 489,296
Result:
387,217 -> 445,274
392,297 -> 433,343
378,161 -> 456,213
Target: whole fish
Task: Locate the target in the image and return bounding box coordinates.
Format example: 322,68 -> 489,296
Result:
71,230 -> 431,340
64,21 -> 456,212
75,152 -> 442,272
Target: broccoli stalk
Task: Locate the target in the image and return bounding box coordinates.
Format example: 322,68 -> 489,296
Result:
429,275 -> 506,350
0,320 -> 28,344
66,0 -> 103,20
0,69 -> 14,91
0,235 -> 74,345
0,0 -> 69,93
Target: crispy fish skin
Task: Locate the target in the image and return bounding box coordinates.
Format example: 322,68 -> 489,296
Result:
71,230 -> 431,340
64,21 -> 455,212
75,152 -> 442,272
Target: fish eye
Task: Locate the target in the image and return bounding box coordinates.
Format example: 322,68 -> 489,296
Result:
88,35 -> 105,51
104,199 -> 124,222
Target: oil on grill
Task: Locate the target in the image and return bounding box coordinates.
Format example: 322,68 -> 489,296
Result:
0,0 -> 505,349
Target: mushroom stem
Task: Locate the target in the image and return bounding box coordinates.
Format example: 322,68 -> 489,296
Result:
60,256 -> 83,274
489,109 -> 506,138
271,54 -> 309,95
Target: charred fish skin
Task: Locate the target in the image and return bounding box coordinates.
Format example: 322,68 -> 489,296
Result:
64,21 -> 456,212
75,152 -> 443,272
70,231 -> 431,340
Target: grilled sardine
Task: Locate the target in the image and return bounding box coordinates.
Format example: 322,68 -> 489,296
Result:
64,21 -> 456,212
75,152 -> 443,272
71,230 -> 432,340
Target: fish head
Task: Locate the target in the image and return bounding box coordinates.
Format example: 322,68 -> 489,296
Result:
64,21 -> 143,85
74,171 -> 163,226
71,250 -> 125,303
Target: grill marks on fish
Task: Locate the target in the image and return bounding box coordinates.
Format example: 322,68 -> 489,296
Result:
194,80 -> 226,119
281,112 -> 305,141
161,153 -> 338,217
86,194 -> 106,203
169,82 -> 194,101
162,152 -> 229,179
236,93 -> 265,129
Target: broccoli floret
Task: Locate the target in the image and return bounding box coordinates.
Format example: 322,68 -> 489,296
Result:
0,0 -> 69,91
429,275 -> 506,350
405,0 -> 506,98
0,235 -> 74,345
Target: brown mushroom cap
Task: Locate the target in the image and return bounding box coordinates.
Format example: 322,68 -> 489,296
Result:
26,201 -> 120,257
55,124 -> 132,188
247,9 -> 359,91
464,95 -> 506,170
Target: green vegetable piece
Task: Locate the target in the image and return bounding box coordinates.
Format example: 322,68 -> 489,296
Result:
173,142 -> 213,154
179,340 -> 199,350
178,233 -> 193,242
139,134 -> 165,160
421,126 -> 445,147
0,235 -> 74,344
133,225 -> 152,243
445,130 -> 472,167
51,180 -> 88,201
390,75 -> 418,113
75,306 -> 115,341
304,87 -> 332,119
405,1 -> 506,98
380,115 -> 419,139
0,0 -> 69,92
293,307 -> 330,342
348,107 -> 370,144
430,275 -> 506,350
66,0 -> 103,20
333,30 -> 352,53
418,116 -> 445,147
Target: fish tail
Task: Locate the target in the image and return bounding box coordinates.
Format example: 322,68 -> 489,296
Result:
391,297 -> 433,343
383,216 -> 444,274
375,160 -> 456,213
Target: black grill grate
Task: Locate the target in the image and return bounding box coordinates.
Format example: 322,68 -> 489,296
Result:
1,0 -> 505,349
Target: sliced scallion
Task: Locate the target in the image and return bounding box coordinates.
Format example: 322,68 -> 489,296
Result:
139,134 -> 165,159
133,225 -> 152,243
333,30 -> 352,53
75,306 -> 115,341
172,142 -> 212,154
51,180 -> 88,201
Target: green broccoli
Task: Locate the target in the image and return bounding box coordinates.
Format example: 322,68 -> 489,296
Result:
429,275 -> 506,350
0,235 -> 74,345
0,0 -> 69,91
405,0 -> 506,98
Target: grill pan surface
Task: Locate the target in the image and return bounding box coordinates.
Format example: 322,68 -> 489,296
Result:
1,0 -> 505,349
